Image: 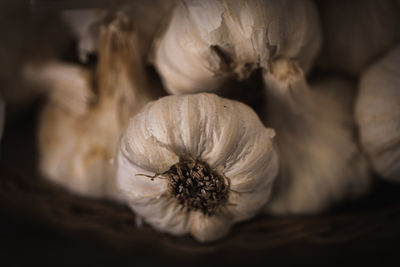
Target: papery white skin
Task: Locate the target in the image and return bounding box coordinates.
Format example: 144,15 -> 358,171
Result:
37,14 -> 153,200
263,59 -> 371,214
117,93 -> 278,242
355,45 -> 400,182
153,0 -> 321,94
318,0 -> 400,75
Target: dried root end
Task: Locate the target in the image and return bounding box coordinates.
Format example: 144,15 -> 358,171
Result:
166,158 -> 229,216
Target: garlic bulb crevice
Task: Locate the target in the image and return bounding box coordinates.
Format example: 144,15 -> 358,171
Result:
263,58 -> 371,215
117,93 -> 278,242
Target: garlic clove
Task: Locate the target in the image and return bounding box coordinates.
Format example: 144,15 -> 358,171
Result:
190,212 -> 231,242
153,0 -> 321,95
355,45 -> 400,182
134,195 -> 192,236
117,93 -> 279,241
318,0 -> 400,75
263,58 -> 371,215
117,147 -> 168,200
228,180 -> 273,222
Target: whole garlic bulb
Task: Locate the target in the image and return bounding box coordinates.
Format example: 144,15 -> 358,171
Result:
263,58 -> 371,215
153,0 -> 321,94
38,14 -> 153,200
318,0 -> 400,75
355,45 -> 400,182
116,93 -> 278,242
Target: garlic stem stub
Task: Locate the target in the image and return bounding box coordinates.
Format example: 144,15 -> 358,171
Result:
38,13 -> 153,200
355,45 -> 400,182
116,93 -> 278,242
263,58 -> 371,215
153,0 -> 321,95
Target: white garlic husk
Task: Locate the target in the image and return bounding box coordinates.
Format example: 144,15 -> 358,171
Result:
153,0 -> 321,94
116,93 -> 278,242
37,14 -> 153,200
355,45 -> 400,182
318,0 -> 400,75
263,58 -> 371,215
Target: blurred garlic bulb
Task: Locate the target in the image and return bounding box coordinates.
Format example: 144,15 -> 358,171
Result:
116,93 -> 278,242
263,58 -> 371,215
61,1 -> 176,63
355,45 -> 400,182
37,14 -> 153,200
153,0 -> 321,94
318,0 -> 400,75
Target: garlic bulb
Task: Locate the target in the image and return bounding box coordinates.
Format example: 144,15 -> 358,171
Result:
61,1 -> 176,63
153,0 -> 321,94
355,45 -> 400,182
263,58 -> 371,215
116,93 -> 278,242
318,0 -> 400,75
38,14 -> 153,200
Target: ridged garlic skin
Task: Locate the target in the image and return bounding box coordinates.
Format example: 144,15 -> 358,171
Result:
117,93 -> 278,242
38,14 -> 152,200
263,59 -> 371,215
153,0 -> 321,94
318,0 -> 400,75
356,46 -> 400,182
